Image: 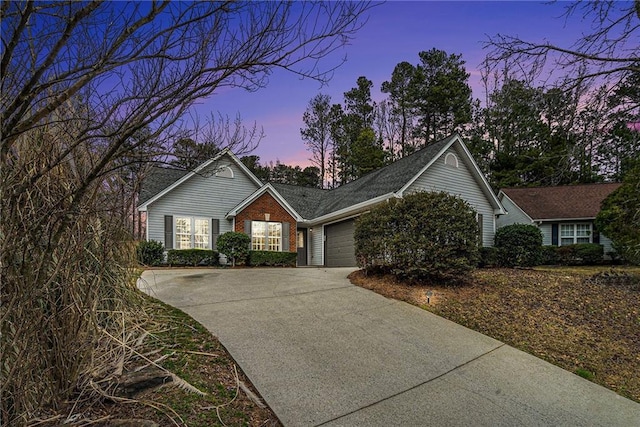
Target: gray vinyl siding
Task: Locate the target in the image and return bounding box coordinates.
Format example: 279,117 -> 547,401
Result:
497,196 -> 533,228
540,221 -> 615,253
146,154 -> 260,249
540,223 -> 553,246
405,146 -> 497,247
309,225 -> 324,266
600,234 -> 615,254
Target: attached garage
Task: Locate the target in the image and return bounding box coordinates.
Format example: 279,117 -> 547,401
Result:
324,219 -> 357,267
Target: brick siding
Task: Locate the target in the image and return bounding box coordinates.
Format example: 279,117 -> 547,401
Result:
235,192 -> 297,252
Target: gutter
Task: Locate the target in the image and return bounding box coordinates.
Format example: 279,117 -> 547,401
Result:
303,192 -> 399,226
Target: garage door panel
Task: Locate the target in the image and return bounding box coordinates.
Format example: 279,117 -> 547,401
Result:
325,219 -> 356,267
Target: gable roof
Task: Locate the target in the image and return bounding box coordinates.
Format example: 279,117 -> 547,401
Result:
226,183 -> 304,222
268,134 -> 503,221
499,183 -> 621,221
140,134 -> 504,222
137,149 -> 263,210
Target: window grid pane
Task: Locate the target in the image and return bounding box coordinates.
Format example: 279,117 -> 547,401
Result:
252,221 -> 266,251
175,217 -> 191,249
268,222 -> 281,251
560,224 -> 574,237
576,224 -> 590,237
194,219 -> 209,249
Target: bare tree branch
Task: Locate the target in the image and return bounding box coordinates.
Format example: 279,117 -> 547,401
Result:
483,1 -> 640,96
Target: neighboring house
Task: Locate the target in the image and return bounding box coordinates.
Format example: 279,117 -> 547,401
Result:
497,183 -> 622,253
138,134 -> 505,267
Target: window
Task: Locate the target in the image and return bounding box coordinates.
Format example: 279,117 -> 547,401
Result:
251,221 -> 281,251
215,166 -> 234,178
445,152 -> 459,168
252,221 -> 266,250
175,217 -> 191,249
175,217 -> 210,249
560,223 -> 591,246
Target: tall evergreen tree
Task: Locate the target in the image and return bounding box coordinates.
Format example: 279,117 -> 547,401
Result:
338,76 -> 377,184
381,61 -> 417,157
411,49 -> 472,145
351,128 -> 385,178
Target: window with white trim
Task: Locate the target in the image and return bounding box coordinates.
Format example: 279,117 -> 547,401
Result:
445,152 -> 459,168
560,223 -> 591,246
175,217 -> 210,249
215,166 -> 234,178
251,221 -> 281,251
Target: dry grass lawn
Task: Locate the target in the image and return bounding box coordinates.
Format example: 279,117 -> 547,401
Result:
349,266 -> 640,403
40,295 -> 281,427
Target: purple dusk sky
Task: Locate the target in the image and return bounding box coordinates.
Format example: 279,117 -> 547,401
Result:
197,1 -> 592,167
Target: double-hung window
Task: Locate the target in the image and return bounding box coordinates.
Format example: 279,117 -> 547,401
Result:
251,221 -> 282,251
175,217 -> 210,249
560,223 -> 591,246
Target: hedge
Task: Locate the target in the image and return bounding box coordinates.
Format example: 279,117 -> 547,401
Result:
248,251 -> 297,267
167,249 -> 219,266
494,224 -> 543,267
136,240 -> 164,266
555,243 -> 604,265
355,191 -> 480,282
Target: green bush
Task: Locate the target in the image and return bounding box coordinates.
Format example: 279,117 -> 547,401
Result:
136,240 -> 165,266
248,251 -> 297,267
555,243 -> 604,265
479,247 -> 499,267
494,224 -> 543,267
539,245 -> 559,265
595,160 -> 640,265
167,249 -> 219,266
574,243 -> 604,265
355,191 -> 480,282
217,232 -> 251,266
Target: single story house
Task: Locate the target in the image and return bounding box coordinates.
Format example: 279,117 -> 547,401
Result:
497,183 -> 621,253
138,133 -> 505,267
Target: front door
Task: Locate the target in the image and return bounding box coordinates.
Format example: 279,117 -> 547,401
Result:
296,229 -> 307,266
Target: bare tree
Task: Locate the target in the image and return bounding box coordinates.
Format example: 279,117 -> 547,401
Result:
0,1 -> 373,423
301,94 -> 333,188
483,1 -> 640,100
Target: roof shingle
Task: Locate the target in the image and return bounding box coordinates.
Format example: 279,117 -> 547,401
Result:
501,183 -> 621,220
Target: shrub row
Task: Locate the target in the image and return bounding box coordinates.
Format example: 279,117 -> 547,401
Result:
248,251 -> 297,267
480,223 -> 605,267
546,243 -> 604,266
167,249 -> 220,266
135,239 -> 296,267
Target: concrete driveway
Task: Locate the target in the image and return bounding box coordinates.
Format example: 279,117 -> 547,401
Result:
138,267 -> 640,426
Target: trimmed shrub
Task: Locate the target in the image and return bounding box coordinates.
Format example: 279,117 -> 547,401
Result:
355,191 -> 480,282
249,251 -> 297,267
574,243 -> 604,265
136,240 -> 164,266
217,232 -> 251,266
479,246 -> 499,268
494,224 -> 543,267
539,245 -> 559,265
167,249 -> 219,266
555,243 -> 604,265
